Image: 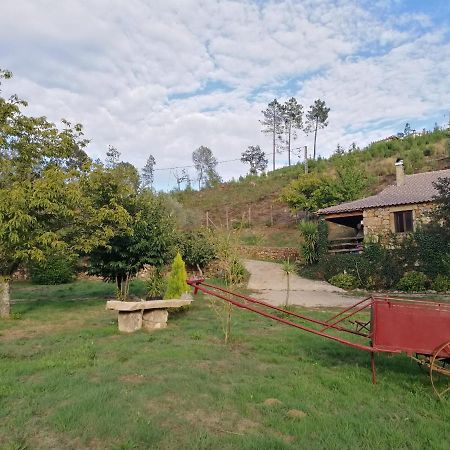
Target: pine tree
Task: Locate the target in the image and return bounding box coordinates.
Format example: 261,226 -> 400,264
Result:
260,99 -> 283,171
142,154 -> 156,189
305,99 -> 330,160
281,97 -> 303,166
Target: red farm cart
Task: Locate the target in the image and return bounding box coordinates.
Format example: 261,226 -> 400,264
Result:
187,278 -> 450,399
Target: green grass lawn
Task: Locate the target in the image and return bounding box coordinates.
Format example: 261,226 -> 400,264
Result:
1,281 -> 449,449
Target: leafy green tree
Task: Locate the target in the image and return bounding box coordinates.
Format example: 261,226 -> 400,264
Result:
281,97 -> 303,166
280,173 -> 341,212
260,99 -> 284,171
240,145 -> 268,175
305,99 -> 330,160
192,146 -> 221,189
164,252 -> 189,299
88,181 -> 175,300
142,154 -> 156,189
0,70 -> 128,317
334,157 -> 368,201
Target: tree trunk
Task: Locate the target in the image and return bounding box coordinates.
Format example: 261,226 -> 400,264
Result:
313,118 -> 318,160
288,123 -> 291,166
0,276 -> 11,318
272,111 -> 276,171
285,273 -> 290,306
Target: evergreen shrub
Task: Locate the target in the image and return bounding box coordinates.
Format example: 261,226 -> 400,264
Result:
164,253 -> 189,299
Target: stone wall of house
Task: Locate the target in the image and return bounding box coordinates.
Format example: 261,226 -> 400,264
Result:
363,202 -> 435,239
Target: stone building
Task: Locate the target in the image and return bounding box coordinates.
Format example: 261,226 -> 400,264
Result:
317,161 -> 450,247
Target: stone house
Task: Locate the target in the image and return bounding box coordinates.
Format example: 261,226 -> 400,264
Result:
317,161 -> 450,249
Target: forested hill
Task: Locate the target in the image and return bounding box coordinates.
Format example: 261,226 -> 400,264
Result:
175,130 -> 450,240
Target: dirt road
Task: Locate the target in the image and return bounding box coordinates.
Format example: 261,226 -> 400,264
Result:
244,259 -> 363,307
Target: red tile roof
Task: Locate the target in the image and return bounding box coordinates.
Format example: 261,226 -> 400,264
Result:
318,168 -> 450,215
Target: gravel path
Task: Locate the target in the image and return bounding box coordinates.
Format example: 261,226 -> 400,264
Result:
244,259 -> 364,307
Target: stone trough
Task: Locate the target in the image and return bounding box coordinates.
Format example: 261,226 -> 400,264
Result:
106,299 -> 192,333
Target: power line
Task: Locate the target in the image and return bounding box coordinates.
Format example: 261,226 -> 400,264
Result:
154,157 -> 241,171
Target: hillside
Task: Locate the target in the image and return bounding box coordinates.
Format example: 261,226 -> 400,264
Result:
176,130 -> 450,247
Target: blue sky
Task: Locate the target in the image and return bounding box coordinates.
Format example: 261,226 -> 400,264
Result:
1,0 -> 449,190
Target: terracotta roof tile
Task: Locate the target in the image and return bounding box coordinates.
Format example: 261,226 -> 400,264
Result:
318,168 -> 450,215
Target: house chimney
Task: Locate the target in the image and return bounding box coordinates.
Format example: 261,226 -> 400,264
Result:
395,158 -> 405,186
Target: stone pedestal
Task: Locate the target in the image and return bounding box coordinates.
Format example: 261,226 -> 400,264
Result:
106,298 -> 192,333
142,309 -> 168,330
118,310 -> 143,333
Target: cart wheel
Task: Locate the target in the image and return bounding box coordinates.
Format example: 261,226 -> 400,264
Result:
430,341 -> 450,399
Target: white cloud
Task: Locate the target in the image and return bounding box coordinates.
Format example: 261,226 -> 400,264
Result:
1,0 -> 449,189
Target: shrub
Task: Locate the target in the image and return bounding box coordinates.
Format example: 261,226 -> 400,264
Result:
299,220 -> 319,265
164,253 -> 189,299
228,257 -> 247,285
329,273 -> 358,290
397,271 -> 428,292
29,253 -> 76,285
432,275 -> 450,292
145,267 -> 167,299
176,231 -> 216,268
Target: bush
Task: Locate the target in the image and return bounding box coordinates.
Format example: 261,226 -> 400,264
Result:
29,253 -> 76,285
145,267 -> 167,299
397,271 -> 428,292
176,231 -> 217,268
164,253 -> 189,299
432,275 -> 450,292
329,273 -> 358,290
299,220 -> 319,265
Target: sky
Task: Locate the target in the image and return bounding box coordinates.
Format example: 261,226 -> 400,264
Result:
1,0 -> 450,190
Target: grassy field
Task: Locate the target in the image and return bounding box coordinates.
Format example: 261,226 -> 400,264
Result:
1,281 -> 449,449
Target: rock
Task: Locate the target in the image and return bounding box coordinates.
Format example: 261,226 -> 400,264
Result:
142,309 -> 168,330
118,311 -> 142,333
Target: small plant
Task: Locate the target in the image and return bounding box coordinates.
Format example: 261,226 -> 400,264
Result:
145,267 -> 167,300
397,271 -> 428,292
282,259 -> 297,306
329,273 -> 358,290
432,274 -> 450,292
164,253 -> 189,299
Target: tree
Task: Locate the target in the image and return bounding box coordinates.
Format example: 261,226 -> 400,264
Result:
404,123 -> 411,136
240,145 -> 268,175
88,188 -> 175,300
173,169 -> 189,190
432,177 -> 450,227
305,99 -> 330,160
280,173 -> 342,212
334,143 -> 345,156
105,145 -> 121,168
281,97 -> 303,166
142,154 -> 156,189
0,70 -> 127,317
334,157 -> 368,201
260,99 -> 284,171
192,146 -> 221,189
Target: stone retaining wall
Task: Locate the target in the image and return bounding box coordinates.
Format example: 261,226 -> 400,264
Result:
237,245 -> 299,261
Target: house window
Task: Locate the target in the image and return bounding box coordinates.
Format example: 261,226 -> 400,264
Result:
394,210 -> 413,233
